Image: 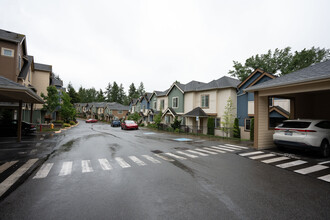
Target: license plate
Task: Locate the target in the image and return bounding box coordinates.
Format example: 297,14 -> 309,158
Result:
285,131 -> 292,136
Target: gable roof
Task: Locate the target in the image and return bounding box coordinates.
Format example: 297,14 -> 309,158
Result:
184,107 -> 208,117
0,29 -> 27,55
196,76 -> 240,91
18,56 -> 33,80
237,68 -> 275,89
269,106 -> 290,119
246,60 -> 330,92
162,107 -> 177,118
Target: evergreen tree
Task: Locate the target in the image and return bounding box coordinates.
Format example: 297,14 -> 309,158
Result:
67,82 -> 81,104
118,84 -> 126,104
96,89 -> 105,102
110,82 -> 119,102
41,86 -> 60,116
137,82 -> 145,97
233,118 -> 241,138
105,82 -> 112,102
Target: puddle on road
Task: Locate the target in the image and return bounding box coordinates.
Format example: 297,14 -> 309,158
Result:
108,143 -> 120,158
174,147 -> 189,150
170,160 -> 195,178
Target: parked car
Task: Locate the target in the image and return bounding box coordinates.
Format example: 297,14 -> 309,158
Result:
273,119 -> 330,157
86,119 -> 98,123
121,120 -> 138,130
111,120 -> 121,127
0,120 -> 36,136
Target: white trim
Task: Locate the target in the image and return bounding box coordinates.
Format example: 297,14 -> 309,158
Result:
1,47 -> 14,57
166,83 -> 184,96
244,118 -> 251,131
172,96 -> 179,108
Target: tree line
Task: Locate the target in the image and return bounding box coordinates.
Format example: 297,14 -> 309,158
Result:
67,82 -> 146,105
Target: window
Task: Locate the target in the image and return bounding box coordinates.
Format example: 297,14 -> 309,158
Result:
215,118 -> 221,128
172,97 -> 178,108
245,118 -> 251,131
315,121 -> 330,129
160,100 -> 165,110
1,48 -> 14,57
165,115 -> 170,124
201,95 -> 209,108
118,110 -> 123,114
153,101 -> 157,110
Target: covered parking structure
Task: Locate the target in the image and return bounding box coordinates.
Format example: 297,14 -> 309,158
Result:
246,60 -> 330,149
0,76 -> 44,142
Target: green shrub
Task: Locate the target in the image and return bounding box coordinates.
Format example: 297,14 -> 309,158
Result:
140,123 -> 145,127
250,118 -> 254,141
171,116 -> 181,130
63,123 -> 71,127
69,121 -> 76,125
167,127 -> 174,132
233,118 -> 240,138
174,128 -> 180,133
53,120 -> 63,124
207,117 -> 215,135
147,123 -> 157,129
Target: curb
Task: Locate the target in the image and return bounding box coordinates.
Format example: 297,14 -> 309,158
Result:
54,122 -> 79,134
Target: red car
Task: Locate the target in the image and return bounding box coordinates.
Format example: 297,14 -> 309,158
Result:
121,120 -> 138,130
86,119 -> 98,123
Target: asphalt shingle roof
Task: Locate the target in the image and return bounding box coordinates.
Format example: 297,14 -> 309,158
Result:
0,76 -> 26,88
184,107 -> 208,117
196,76 -> 240,91
245,60 -> 330,91
0,29 -> 25,43
34,63 -> 52,72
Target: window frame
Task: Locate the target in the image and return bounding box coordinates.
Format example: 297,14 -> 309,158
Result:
172,97 -> 179,108
1,47 -> 14,57
201,94 -> 209,108
215,117 -> 221,129
245,118 -> 251,131
160,100 -> 165,110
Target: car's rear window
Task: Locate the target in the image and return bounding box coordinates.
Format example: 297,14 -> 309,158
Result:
280,121 -> 311,128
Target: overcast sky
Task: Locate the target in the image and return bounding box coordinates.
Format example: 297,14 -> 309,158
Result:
1,0 -> 330,93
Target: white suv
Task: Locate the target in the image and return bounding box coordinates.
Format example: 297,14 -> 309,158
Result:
273,119 -> 330,157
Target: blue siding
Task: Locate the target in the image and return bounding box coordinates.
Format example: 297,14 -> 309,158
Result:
269,111 -> 286,118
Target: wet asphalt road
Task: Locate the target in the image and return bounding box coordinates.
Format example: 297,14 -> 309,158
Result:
1,120 -> 330,219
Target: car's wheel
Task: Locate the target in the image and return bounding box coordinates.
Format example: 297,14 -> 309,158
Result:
121,126 -> 123,130
320,140 -> 330,158
276,144 -> 285,151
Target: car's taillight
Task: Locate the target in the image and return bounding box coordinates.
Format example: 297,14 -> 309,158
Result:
275,128 -> 282,130
296,130 -> 316,132
31,125 -> 35,128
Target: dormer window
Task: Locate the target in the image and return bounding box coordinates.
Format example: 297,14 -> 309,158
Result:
1,48 -> 14,57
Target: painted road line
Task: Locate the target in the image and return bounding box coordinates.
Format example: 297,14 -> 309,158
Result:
294,165 -> 329,175
141,155 -> 161,164
36,143 -> 41,147
218,145 -> 242,150
318,174 -> 330,183
59,162 -> 73,176
212,146 -> 234,152
98,159 -> 112,170
195,148 -> 217,155
176,151 -> 198,158
318,161 -> 330,165
203,147 -> 226,153
249,154 -> 275,160
115,157 -> 131,168
186,150 -> 209,156
33,163 -> 54,179
276,160 -> 307,169
164,153 -> 187,160
154,154 -> 175,162
239,151 -> 264,157
129,156 -> 147,166
261,157 -> 290,164
82,160 -> 94,173
0,158 -> 38,197
225,144 -> 248,149
0,161 -> 18,174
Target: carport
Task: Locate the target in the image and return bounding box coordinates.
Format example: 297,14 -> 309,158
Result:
245,60 -> 330,149
0,76 -> 44,142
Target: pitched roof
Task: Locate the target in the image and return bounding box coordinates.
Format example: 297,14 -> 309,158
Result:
162,107 -> 177,117
156,89 -> 168,97
0,29 -> 25,44
105,102 -> 129,111
196,76 -> 240,91
34,63 -> 52,72
246,60 -> 330,92
184,107 -> 208,117
18,56 -> 33,79
145,92 -> 152,100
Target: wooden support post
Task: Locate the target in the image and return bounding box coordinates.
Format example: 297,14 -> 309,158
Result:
30,103 -> 34,123
17,100 -> 22,142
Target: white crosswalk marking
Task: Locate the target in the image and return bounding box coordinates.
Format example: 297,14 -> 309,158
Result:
36,143 -> 41,147
33,163 -> 54,179
294,165 -> 329,175
82,160 -> 94,173
318,174 -> 330,182
261,157 -> 290,164
176,151 -> 198,158
194,148 -> 217,155
98,159 -> 112,170
218,145 -> 241,150
203,147 -> 225,153
239,151 -> 264,156
225,144 -> 248,149
276,160 -> 307,168
186,150 -> 208,156
115,157 -> 131,168
249,154 -> 275,160
212,146 -> 234,152
129,156 -> 146,166
40,137 -> 44,141
141,155 -> 161,164
154,154 -> 175,162
164,153 -> 187,160
0,161 -> 18,174
0,158 -> 38,197
59,162 -> 73,176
